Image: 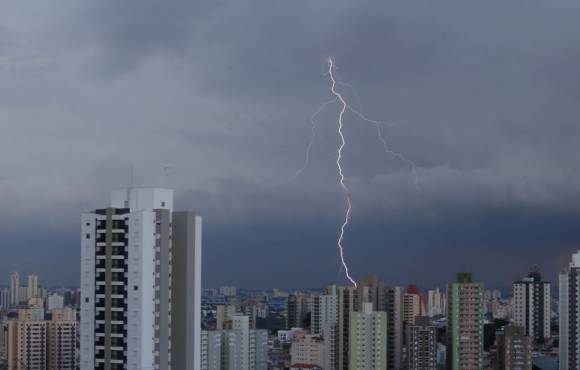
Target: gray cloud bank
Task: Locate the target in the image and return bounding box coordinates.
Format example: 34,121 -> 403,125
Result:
1,0 -> 580,288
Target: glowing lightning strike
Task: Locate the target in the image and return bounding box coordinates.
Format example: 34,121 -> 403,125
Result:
328,57 -> 358,288
295,99 -> 337,179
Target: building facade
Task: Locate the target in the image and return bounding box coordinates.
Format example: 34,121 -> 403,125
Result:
80,188 -> 202,370
10,272 -> 19,307
495,325 -> 532,370
513,268 -> 551,343
406,316 -> 437,370
447,273 -> 484,370
348,303 -> 387,370
201,315 -> 267,370
559,251 -> 580,370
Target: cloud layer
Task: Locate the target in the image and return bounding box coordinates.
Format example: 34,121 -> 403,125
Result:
1,0 -> 580,289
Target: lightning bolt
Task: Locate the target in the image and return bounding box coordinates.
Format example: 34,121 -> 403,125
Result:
328,57 -> 358,287
337,82 -> 420,191
295,99 -> 337,179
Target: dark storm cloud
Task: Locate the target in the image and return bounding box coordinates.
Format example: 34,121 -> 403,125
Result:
1,0 -> 580,288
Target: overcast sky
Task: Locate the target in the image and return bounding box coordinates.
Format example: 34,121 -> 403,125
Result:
1,0 -> 580,290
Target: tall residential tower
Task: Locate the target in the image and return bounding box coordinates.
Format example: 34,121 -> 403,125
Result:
80,188 -> 202,370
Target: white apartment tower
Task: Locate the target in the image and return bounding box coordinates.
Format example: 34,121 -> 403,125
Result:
80,188 -> 202,370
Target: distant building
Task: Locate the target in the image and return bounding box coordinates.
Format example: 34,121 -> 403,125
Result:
219,286 -> 237,297
0,287 -> 9,310
513,268 -> 551,343
6,307 -> 78,370
403,291 -> 421,326
201,315 -> 268,370
290,334 -> 325,368
47,293 -> 64,311
17,286 -> 27,304
495,325 -> 532,370
311,285 -> 338,336
348,303 -> 387,370
216,304 -> 239,330
287,293 -> 310,330
427,288 -> 445,317
406,316 -> 437,370
10,272 -> 19,307
446,273 -> 484,370
27,274 -> 39,301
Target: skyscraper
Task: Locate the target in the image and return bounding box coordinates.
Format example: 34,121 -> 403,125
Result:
406,316 -> 437,370
80,188 -> 202,370
10,272 -> 19,307
27,274 -> 39,301
447,273 -> 484,370
513,268 -> 551,343
348,302 -> 387,370
559,251 -> 580,370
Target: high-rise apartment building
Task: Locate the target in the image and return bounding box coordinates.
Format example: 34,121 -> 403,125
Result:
201,315 -> 267,370
406,316 -> 437,370
559,251 -> 580,370
27,274 -> 39,301
335,279 -> 403,370
403,291 -> 421,326
290,334 -> 325,368
287,293 -> 310,329
495,325 -> 532,370
6,316 -> 48,369
311,285 -> 338,336
10,272 -> 19,307
80,188 -> 202,370
337,286 -> 357,370
201,331 -> 223,370
6,307 -> 77,370
513,268 -> 551,343
0,287 -> 9,310
447,273 -> 484,370
348,302 -> 387,370
47,308 -> 78,370
427,288 -> 445,317
386,286 -> 404,370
